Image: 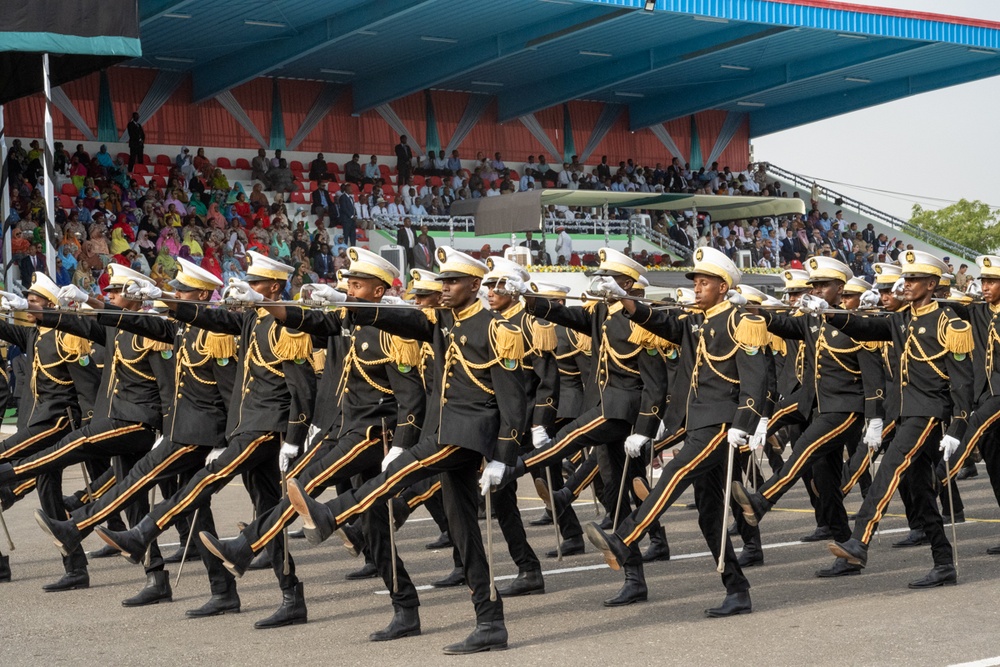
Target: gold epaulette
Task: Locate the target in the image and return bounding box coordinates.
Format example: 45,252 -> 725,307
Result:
311,349 -> 327,375
570,330 -> 592,355
627,324 -> 673,352
492,320 -> 525,363
201,332 -> 237,359
942,319 -> 974,355
531,320 -> 558,353
60,332 -> 92,358
859,340 -> 882,352
421,307 -> 438,324
389,335 -> 422,368
273,328 -> 313,361
768,333 -> 786,356
140,337 -> 173,353
581,299 -> 599,313
733,314 -> 770,349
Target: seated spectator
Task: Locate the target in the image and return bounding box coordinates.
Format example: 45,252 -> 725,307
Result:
308,153 -> 330,181
364,155 -> 381,183
251,148 -> 270,183
343,153 -> 369,185
266,159 -> 297,192
193,148 -> 213,179
249,182 -> 269,211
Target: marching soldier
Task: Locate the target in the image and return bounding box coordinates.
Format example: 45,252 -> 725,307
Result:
33,258 -> 243,615
821,250 -> 973,588
731,257 -> 885,578
582,247 -> 768,617
93,251 -> 317,628
285,246 -> 526,654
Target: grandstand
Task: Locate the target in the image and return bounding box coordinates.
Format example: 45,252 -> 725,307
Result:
3,0 -> 1000,295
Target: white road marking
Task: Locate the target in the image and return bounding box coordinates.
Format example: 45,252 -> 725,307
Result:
949,658 -> 1000,667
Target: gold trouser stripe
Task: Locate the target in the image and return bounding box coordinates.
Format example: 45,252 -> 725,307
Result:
336,445 -> 460,525
571,460 -> 601,499
524,416 -> 605,469
250,437 -> 378,552
13,478 -> 36,497
78,445 -> 198,530
569,450 -> 583,465
286,439 -> 326,480
13,424 -> 146,477
842,419 -> 896,495
861,418 -> 938,543
407,480 -> 442,509
947,410 -> 1000,479
652,427 -> 686,455
89,475 -> 117,500
157,434 -> 273,529
623,425 -> 727,545
768,403 -> 799,429
1,417 -> 70,461
762,414 -> 857,502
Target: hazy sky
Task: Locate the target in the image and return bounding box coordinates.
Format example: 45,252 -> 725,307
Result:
753,0 -> 1000,219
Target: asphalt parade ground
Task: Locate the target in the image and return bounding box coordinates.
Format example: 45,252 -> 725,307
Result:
3,459 -> 1000,667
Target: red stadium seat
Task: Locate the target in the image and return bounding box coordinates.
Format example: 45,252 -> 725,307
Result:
58,194 -> 74,210
508,170 -> 518,180
155,155 -> 171,166
117,152 -> 129,163
290,191 -> 306,203
147,176 -> 159,187
382,184 -> 395,196
216,157 -> 232,169
429,176 -> 442,187
413,175 -> 425,186
357,229 -> 369,242
327,161 -> 339,174
378,164 -> 391,180
307,181 -> 318,191
153,164 -> 169,177
235,158 -> 251,170
131,163 -> 150,174
362,183 -> 373,194
60,182 -> 77,196
290,160 -> 305,172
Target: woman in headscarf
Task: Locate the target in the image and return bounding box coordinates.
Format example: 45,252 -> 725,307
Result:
150,245 -> 178,287
206,201 -> 227,230
156,226 -> 181,255
193,148 -> 213,180
87,224 -> 111,257
270,229 -> 291,261
133,229 -> 157,268
210,168 -> 229,192
202,244 -> 223,280
181,227 -> 203,259
109,227 -> 131,256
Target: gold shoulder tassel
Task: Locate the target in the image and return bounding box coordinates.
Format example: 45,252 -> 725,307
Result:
531,320 -> 558,353
734,314 -> 770,348
141,337 -> 173,352
311,349 -> 327,375
943,319 -> 974,354
421,307 -> 438,324
274,328 -> 313,361
768,333 -> 786,356
581,299 -> 599,313
627,324 -> 672,351
492,321 -> 526,362
859,340 -> 882,352
201,331 -> 237,359
389,335 -> 422,368
571,330 -> 592,354
60,333 -> 92,358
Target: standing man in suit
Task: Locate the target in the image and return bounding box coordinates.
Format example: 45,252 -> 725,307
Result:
396,217 -> 416,269
310,180 -> 335,227
414,225 -> 436,271
127,112 -> 145,172
339,184 -> 358,248
395,135 -> 414,188
20,242 -> 46,289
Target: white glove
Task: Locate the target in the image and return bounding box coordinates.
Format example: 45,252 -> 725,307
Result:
382,446 -> 404,472
591,276 -> 627,299
655,419 -> 667,442
123,279 -> 154,299
727,290 -> 747,307
224,279 -> 263,304
967,279 -> 983,298
205,447 -> 226,465
939,435 -> 961,462
0,291 -> 28,311
380,295 -> 404,305
891,277 -> 905,299
530,425 -> 551,449
749,418 -> 768,451
139,283 -> 163,300
728,428 -> 749,449
624,433 -> 650,459
151,435 -> 165,450
503,276 -> 527,295
57,284 -> 90,306
864,418 -> 883,451
797,294 -> 829,314
301,282 -> 346,305
306,423 -> 322,450
278,442 -> 300,473
479,460 -> 506,496
860,289 -> 880,309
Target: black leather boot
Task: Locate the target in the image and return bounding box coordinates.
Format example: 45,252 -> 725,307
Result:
163,545 -> 200,564
95,516 -> 159,564
289,528 -> 305,540
603,562 -> 647,607
892,529 -> 928,548
738,530 -> 764,568
87,544 -> 120,559
346,561 -> 378,580
642,526 -> 670,563
496,568 -> 544,597
800,525 -> 833,542
248,549 -> 273,570
705,591 -> 752,617
369,606 -> 421,641
0,554 -> 10,582
547,535 -> 585,558
254,582 -> 307,629
534,477 -> 571,520
425,531 -> 452,550
908,564 -> 957,589
432,567 -> 465,588
815,557 -> 863,578
34,509 -> 84,557
442,621 -> 508,654
122,570 -> 173,607
287,479 -> 336,545
42,569 -> 89,592
200,532 -> 255,578
186,580 -> 241,617
339,522 -> 364,557
828,538 -> 868,567
730,481 -> 771,527
583,521 -> 628,571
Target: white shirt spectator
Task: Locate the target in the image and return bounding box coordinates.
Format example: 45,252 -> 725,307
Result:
433,155 -> 448,171
450,174 -> 464,190
387,202 -> 406,218
557,169 -> 572,187
519,174 -> 535,192
486,187 -> 501,197
409,202 -> 428,216
555,230 -> 573,262
418,184 -> 432,198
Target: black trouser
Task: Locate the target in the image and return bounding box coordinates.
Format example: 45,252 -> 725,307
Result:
758,412 -> 862,542
400,476 -> 450,534
850,416 -> 952,566
67,438 -> 232,593
614,424 -> 749,594
946,394 -> 1000,504
128,144 -> 143,172
492,478 -> 539,573
148,431 -> 296,590
843,420 -> 895,496
1,416 -> 157,573
325,439 -> 503,625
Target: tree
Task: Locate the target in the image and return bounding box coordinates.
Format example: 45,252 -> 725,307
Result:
909,199 -> 1000,255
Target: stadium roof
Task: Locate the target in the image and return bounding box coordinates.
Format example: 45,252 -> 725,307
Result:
134,0 -> 1000,136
